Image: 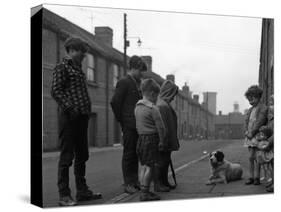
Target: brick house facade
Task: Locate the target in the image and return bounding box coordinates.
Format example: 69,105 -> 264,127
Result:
42,8 -> 215,151
42,8 -> 126,151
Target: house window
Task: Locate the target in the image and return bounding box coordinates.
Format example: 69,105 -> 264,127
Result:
113,64 -> 120,87
84,53 -> 96,82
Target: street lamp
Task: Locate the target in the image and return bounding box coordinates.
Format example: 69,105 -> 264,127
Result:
126,36 -> 142,47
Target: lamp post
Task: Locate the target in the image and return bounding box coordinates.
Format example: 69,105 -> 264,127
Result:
123,13 -> 142,74
127,36 -> 142,47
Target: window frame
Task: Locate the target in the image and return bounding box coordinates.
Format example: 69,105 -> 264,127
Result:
113,64 -> 120,87
85,53 -> 97,83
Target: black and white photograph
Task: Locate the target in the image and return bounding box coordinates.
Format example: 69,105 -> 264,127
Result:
30,2 -> 274,208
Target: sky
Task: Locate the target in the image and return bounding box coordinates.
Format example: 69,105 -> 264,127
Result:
45,4 -> 262,114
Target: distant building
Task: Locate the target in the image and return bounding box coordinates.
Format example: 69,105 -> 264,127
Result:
203,92 -> 217,115
215,103 -> 245,139
233,101 -> 239,113
167,76 -> 215,140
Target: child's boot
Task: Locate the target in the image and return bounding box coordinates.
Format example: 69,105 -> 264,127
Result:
153,166 -> 170,192
253,178 -> 261,185
140,186 -> 161,201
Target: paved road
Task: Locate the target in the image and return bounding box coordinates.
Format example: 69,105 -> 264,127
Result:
42,139 -> 245,207
122,139 -> 268,203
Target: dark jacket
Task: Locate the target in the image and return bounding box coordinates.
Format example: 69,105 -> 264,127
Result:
157,80 -> 179,151
110,75 -> 142,130
245,102 -> 268,138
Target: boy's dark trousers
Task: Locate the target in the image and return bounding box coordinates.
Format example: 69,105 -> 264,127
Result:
57,111 -> 90,197
122,127 -> 139,186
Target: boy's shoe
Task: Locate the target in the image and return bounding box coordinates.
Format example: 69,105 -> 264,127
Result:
76,189 -> 102,201
245,178 -> 254,185
266,181 -> 273,188
154,184 -> 170,192
140,192 -> 161,201
58,196 -> 77,206
164,182 -> 177,190
266,185 -> 274,193
124,184 -> 138,194
253,178 -> 261,185
134,182 -> 141,191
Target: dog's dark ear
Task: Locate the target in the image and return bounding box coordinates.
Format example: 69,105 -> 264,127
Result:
216,151 -> 224,162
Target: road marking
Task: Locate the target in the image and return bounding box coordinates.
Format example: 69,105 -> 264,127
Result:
106,154 -> 209,204
169,154 -> 209,176
106,193 -> 130,204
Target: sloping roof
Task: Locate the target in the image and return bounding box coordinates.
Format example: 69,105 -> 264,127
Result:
215,113 -> 246,125
42,8 -> 126,64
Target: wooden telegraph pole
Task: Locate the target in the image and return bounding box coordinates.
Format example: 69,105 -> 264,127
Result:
206,92 -> 209,139
123,13 -> 127,75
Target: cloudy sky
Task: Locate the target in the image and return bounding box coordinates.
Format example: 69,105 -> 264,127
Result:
45,4 -> 262,114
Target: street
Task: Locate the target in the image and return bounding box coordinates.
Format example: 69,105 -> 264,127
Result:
42,139 -> 268,207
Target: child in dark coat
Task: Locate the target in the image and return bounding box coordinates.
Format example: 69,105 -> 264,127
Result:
135,79 -> 166,201
244,85 -> 268,186
154,80 -> 179,192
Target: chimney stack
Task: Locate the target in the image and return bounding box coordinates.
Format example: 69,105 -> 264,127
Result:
182,82 -> 190,97
95,27 -> 113,47
193,94 -> 199,103
166,74 -> 175,83
141,56 -> 152,72
233,101 -> 239,113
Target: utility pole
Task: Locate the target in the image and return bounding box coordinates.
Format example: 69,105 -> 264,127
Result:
123,13 -> 127,75
206,92 -> 209,140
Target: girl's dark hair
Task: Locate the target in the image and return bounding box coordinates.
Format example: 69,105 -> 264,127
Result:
64,37 -> 89,53
244,85 -> 263,99
129,55 -> 147,71
259,126 -> 273,138
141,79 -> 160,96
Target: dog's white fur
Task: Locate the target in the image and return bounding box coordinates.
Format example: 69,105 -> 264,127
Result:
206,151 -> 243,185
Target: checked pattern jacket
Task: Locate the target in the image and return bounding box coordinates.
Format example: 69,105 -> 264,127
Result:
51,57 -> 91,115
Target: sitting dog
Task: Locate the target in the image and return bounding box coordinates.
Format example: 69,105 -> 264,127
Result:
206,150 -> 243,185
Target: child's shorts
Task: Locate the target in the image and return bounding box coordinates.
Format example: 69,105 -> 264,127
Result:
136,134 -> 159,167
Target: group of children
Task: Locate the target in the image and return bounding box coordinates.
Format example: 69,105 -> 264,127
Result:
135,79 -> 179,201
244,85 -> 274,192
134,81 -> 274,201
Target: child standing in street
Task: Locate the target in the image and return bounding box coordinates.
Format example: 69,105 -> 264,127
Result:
256,126 -> 273,184
154,80 -> 179,192
135,79 -> 167,201
244,85 -> 268,186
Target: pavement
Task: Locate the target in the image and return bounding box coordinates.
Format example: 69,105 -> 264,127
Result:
42,139 -> 271,207
115,140 -> 270,203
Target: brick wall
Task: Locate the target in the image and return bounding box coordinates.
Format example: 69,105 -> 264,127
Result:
42,27 -> 123,151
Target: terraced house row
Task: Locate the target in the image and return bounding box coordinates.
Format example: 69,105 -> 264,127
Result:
42,8 -> 215,151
